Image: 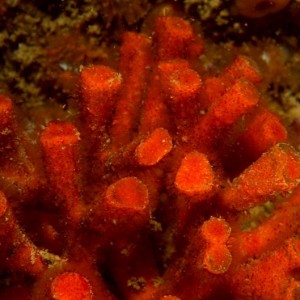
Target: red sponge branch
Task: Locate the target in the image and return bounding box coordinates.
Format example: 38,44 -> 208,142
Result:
194,79 -> 259,149
1,12 -> 300,300
80,65 -> 122,137
200,55 -> 262,108
154,16 -> 204,60
159,63 -> 202,135
230,186 -> 300,262
40,121 -> 85,224
0,191 -> 46,276
223,55 -> 262,85
111,32 -> 151,148
238,107 -> 287,160
90,177 -> 150,239
221,143 -> 300,211
231,237 -> 300,299
135,128 -> 173,167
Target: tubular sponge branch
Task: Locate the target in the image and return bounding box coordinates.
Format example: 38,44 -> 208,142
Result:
0,11 -> 300,300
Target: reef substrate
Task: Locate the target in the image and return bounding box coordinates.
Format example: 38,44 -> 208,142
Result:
0,8 -> 300,300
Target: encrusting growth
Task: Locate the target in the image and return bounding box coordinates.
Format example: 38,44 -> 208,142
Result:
0,10 -> 299,300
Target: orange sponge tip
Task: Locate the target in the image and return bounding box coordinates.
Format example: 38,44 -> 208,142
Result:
80,65 -> 122,130
81,65 -> 122,103
211,79 -> 260,126
200,217 -> 232,274
105,177 -> 149,219
135,128 -> 173,166
162,68 -> 202,105
175,151 -> 215,198
201,217 -> 231,244
154,16 -> 195,60
51,272 -> 92,300
40,122 -> 80,148
203,245 -> 232,274
223,55 -> 262,84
